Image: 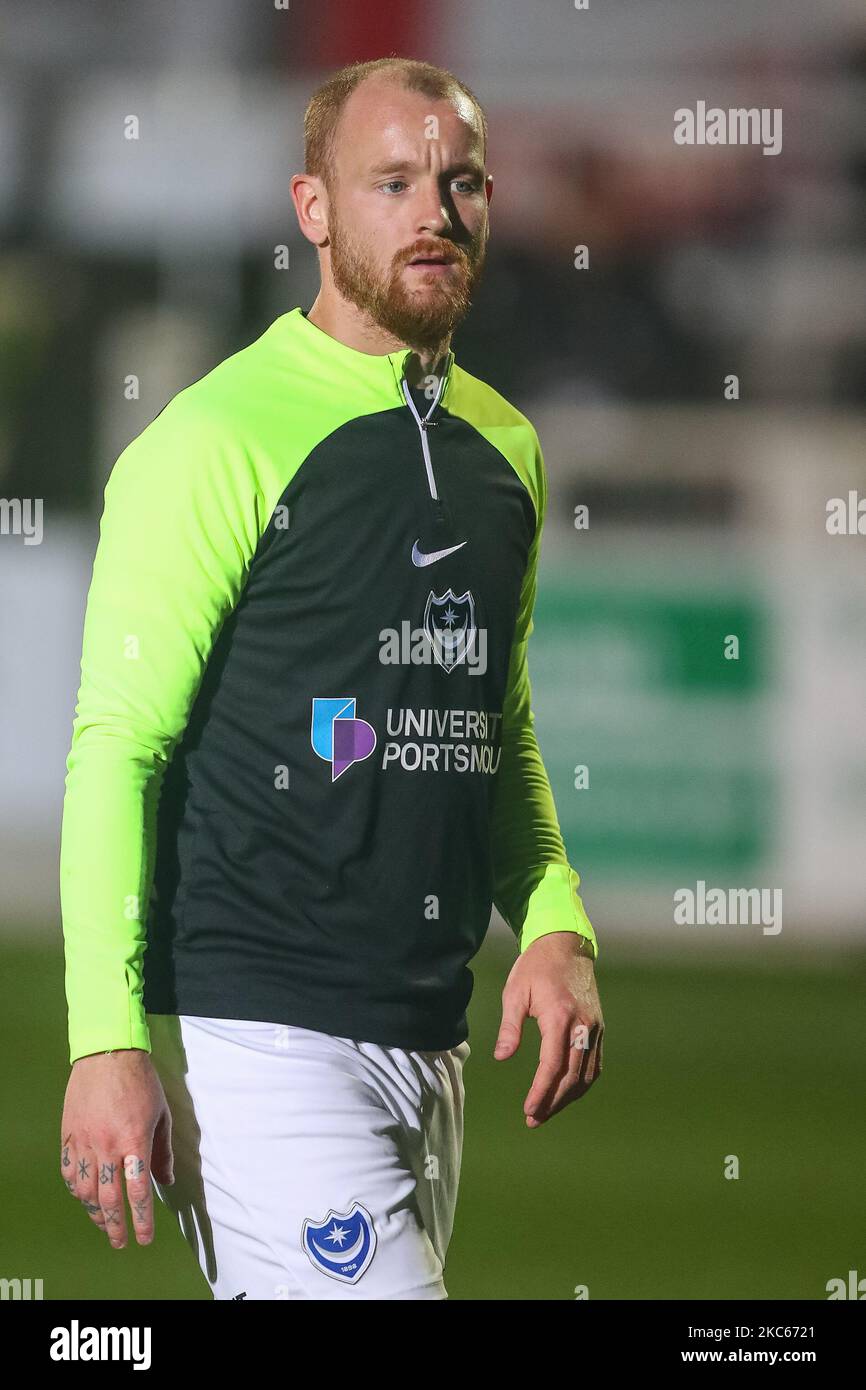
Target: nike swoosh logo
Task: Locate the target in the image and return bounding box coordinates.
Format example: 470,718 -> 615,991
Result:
411,539 -> 468,567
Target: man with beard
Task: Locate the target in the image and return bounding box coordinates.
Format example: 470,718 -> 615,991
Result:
59,57 -> 603,1301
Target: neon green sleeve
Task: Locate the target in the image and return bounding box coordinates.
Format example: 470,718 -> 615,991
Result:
490,435 -> 598,959
59,398 -> 269,1063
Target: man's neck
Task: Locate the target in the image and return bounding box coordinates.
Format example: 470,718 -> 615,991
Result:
305,293 -> 450,378
403,351 -> 450,388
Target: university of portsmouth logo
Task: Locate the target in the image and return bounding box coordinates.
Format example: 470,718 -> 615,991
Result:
311,697 -> 376,782
423,588 -> 477,673
302,1202 -> 377,1285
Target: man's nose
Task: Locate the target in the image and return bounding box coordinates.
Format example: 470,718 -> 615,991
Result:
413,179 -> 452,234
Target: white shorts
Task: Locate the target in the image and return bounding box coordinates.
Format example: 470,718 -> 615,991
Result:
147,1014 -> 470,1300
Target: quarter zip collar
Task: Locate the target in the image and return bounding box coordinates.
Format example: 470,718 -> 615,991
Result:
401,371 -> 446,429
393,345 -> 456,412
286,306 -> 455,408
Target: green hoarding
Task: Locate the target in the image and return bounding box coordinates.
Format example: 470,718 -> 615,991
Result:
530,571 -> 774,878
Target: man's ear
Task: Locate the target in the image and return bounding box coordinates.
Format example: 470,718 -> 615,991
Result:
290,172 -> 330,248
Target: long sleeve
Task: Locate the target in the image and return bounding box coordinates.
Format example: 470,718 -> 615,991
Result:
59,399 -> 267,1063
490,433 -> 598,959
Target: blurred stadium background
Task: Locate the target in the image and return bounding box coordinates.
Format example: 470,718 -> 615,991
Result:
1,0 -> 864,1300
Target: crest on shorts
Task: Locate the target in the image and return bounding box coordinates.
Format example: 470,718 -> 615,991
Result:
301,1201 -> 377,1284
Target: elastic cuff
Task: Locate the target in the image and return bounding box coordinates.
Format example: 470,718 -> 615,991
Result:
518,863 -> 598,959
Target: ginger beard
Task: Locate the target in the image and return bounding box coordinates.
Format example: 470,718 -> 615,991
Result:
324,186 -> 488,355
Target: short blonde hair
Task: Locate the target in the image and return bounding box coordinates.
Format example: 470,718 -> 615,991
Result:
304,56 -> 488,189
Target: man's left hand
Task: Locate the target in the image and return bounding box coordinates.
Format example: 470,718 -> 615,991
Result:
494,931 -> 604,1127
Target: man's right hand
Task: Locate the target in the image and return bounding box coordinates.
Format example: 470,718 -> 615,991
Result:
60,1049 -> 174,1249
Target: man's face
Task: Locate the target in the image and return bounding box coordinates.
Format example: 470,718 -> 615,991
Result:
323,78 -> 491,353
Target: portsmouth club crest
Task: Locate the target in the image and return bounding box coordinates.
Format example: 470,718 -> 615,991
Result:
423,587 -> 477,673
302,1202 -> 377,1285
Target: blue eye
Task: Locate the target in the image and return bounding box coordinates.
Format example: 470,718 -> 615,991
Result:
379,178 -> 479,195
